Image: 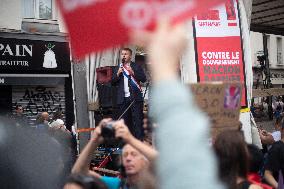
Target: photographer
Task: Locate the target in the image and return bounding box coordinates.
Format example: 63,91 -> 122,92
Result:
71,119 -> 158,189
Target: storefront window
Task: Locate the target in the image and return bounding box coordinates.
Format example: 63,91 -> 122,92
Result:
277,37 -> 283,65
22,0 -> 35,18
22,0 -> 53,20
39,0 -> 52,19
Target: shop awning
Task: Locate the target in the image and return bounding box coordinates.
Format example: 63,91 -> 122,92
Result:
251,0 -> 284,35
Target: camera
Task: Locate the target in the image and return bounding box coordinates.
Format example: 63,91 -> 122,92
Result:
101,121 -> 115,139
100,121 -> 124,147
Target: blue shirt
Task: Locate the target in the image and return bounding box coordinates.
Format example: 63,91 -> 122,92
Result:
101,176 -> 121,189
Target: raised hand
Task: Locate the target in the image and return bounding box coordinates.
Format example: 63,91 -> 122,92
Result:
113,120 -> 133,143
117,68 -> 123,77
92,118 -> 112,144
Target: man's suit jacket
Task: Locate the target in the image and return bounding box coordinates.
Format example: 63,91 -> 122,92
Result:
112,62 -> 147,105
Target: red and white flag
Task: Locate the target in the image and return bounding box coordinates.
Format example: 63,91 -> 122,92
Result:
57,0 -> 225,58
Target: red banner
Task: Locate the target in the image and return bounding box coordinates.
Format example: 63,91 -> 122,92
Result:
57,0 -> 225,58
194,0 -> 247,107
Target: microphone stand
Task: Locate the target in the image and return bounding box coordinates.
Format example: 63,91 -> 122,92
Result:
118,100 -> 135,120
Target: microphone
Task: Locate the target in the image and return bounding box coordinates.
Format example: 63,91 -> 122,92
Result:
122,58 -> 126,64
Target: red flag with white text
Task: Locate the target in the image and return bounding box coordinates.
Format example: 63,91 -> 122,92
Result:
57,0 -> 225,58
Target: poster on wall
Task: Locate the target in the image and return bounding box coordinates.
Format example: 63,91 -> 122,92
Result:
193,0 -> 247,107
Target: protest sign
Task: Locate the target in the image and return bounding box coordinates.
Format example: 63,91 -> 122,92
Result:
190,82 -> 242,136
193,0 -> 247,107
57,0 -> 225,58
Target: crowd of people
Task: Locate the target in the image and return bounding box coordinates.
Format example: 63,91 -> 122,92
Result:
251,97 -> 284,121
1,19 -> 284,189
9,105 -> 75,136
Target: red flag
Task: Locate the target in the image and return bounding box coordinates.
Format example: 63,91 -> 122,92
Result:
57,0 -> 225,58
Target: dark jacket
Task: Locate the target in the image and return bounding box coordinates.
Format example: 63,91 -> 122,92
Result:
10,114 -> 29,127
112,62 -> 146,105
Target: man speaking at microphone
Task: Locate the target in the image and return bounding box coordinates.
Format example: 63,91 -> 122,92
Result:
112,48 -> 147,140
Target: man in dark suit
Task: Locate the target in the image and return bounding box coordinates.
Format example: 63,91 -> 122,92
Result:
112,48 -> 147,140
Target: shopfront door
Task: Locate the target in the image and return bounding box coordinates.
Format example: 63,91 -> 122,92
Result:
0,85 -> 12,115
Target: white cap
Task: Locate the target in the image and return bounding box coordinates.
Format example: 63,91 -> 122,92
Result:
50,119 -> 65,128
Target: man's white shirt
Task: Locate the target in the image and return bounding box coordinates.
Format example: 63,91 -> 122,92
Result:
123,62 -> 131,97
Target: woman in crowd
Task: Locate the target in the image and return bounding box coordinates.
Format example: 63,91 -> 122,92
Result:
214,130 -> 262,189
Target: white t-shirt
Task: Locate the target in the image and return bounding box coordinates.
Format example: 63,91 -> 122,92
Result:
268,131 -> 282,150
123,63 -> 131,97
263,102 -> 268,113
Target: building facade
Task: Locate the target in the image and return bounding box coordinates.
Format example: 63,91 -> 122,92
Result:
0,0 -> 74,128
250,31 -> 284,89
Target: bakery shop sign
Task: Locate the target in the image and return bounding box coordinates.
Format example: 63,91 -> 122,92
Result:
0,43 -> 32,67
0,37 -> 71,72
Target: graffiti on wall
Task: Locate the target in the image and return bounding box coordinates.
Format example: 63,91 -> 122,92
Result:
13,86 -> 64,116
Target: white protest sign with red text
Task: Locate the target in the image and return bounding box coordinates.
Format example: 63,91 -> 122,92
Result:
193,0 -> 247,107
57,0 -> 225,58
